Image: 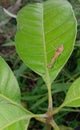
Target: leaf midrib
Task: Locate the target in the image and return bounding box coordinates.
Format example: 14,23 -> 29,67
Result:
41,4 -> 47,70
41,3 -> 50,82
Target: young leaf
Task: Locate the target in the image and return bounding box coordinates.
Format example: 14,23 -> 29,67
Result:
15,0 -> 77,83
62,77 -> 80,107
0,56 -> 20,102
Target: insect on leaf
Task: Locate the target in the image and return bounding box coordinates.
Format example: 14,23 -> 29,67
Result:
48,45 -> 64,69
15,0 -> 77,83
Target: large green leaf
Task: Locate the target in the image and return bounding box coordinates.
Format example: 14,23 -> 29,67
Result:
15,0 -> 77,83
0,57 -> 34,129
62,77 -> 80,107
0,56 -> 20,102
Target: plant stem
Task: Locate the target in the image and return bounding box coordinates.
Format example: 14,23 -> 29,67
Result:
48,82 -> 53,111
53,104 -> 64,115
46,76 -> 53,130
45,71 -> 53,112
46,124 -> 51,130
50,120 -> 60,130
45,77 -> 60,130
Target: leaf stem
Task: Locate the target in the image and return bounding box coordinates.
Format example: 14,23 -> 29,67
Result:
53,104 -> 64,115
50,120 -> 60,130
48,82 -> 53,110
46,76 -> 53,130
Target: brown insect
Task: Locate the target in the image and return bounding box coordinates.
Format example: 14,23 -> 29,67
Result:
48,45 -> 64,69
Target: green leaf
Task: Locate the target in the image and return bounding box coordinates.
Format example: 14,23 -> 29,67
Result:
0,57 -> 34,129
0,56 -> 20,102
0,96 -> 33,130
15,0 -> 77,83
63,77 -> 80,107
3,120 -> 29,130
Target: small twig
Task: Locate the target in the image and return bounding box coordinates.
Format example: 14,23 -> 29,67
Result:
3,8 -> 17,18
3,0 -> 22,19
